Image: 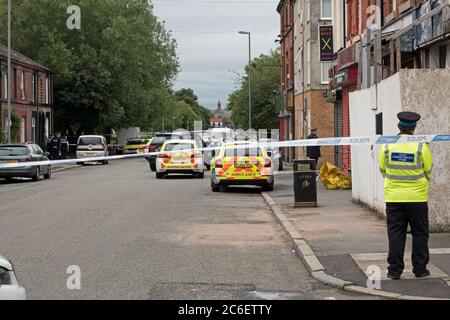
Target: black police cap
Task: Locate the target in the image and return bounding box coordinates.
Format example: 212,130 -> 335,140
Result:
397,111 -> 421,127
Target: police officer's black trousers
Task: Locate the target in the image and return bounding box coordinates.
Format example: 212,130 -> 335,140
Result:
386,202 -> 429,276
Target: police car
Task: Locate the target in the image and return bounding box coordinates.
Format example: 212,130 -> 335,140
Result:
210,141 -> 274,192
0,256 -> 26,300
156,139 -> 204,179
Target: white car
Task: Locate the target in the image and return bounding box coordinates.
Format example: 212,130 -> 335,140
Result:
0,256 -> 26,300
156,139 -> 204,179
76,135 -> 109,165
259,139 -> 283,172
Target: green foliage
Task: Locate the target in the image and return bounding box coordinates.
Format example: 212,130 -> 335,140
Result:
174,89 -> 212,130
0,0 -> 179,133
0,127 -> 4,143
227,50 -> 282,130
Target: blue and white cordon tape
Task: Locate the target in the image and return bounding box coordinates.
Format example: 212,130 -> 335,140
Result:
0,134 -> 449,169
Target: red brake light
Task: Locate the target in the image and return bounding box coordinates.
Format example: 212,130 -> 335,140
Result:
191,151 -> 201,158
264,158 -> 272,168
215,158 -> 223,168
25,156 -> 33,162
158,153 -> 170,159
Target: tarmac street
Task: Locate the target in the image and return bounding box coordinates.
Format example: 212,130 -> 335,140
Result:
0,159 -> 378,300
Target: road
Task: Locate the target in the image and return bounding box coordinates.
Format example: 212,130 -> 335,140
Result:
0,158 -> 376,300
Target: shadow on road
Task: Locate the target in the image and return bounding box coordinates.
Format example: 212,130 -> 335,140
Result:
0,178 -> 35,185
221,186 -> 262,194
161,174 -> 203,180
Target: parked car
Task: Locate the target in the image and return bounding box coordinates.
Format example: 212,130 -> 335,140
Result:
76,135 -> 109,165
0,144 -> 51,181
0,255 -> 27,300
156,139 -> 204,179
121,138 -> 152,155
145,133 -> 185,171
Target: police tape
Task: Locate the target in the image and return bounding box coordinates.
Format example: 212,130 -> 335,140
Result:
0,133 -> 449,169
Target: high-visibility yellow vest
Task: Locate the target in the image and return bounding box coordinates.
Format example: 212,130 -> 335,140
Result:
379,137 -> 433,203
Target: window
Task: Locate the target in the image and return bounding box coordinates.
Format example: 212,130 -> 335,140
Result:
306,39 -> 311,85
321,62 -> 332,84
32,116 -> 36,142
20,71 -> 25,100
439,44 -> 447,69
376,113 -> 383,135
2,73 -> 7,99
321,0 -> 332,20
32,73 -> 36,103
45,77 -> 49,104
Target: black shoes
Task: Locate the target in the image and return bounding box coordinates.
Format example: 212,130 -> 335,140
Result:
387,273 -> 401,280
415,269 -> 431,278
387,270 -> 431,280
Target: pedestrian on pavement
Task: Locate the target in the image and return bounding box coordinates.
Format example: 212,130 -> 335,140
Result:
379,111 -> 433,280
306,129 -> 321,170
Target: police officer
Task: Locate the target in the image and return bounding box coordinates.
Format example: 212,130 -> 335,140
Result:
307,129 -> 321,170
60,134 -> 69,159
49,133 -> 62,160
379,112 -> 433,280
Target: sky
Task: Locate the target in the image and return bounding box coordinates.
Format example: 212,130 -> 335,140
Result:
152,0 -> 280,110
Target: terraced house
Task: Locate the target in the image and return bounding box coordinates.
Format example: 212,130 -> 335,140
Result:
0,44 -> 53,147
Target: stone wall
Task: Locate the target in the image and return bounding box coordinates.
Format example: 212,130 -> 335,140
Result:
350,69 -> 450,232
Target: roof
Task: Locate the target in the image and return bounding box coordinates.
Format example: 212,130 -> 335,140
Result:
276,0 -> 285,13
0,44 -> 52,73
163,139 -> 197,145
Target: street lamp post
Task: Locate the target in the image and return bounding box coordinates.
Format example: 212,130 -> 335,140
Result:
7,0 -> 12,143
238,31 -> 251,130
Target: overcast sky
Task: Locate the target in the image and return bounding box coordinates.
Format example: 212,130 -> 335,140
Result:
152,0 -> 280,110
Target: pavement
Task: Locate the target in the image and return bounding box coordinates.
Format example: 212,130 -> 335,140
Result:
0,158 -> 381,300
263,170 -> 450,299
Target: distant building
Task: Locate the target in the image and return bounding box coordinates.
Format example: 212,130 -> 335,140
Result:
0,44 -> 53,147
209,100 -> 231,128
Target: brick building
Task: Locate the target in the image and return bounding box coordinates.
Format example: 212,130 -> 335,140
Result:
276,0 -> 295,162
0,44 -> 53,147
277,0 -> 335,167
292,0 -> 335,168
209,100 -> 231,128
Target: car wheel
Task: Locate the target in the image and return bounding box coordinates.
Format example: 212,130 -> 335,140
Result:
102,160 -> 108,165
211,181 -> 220,192
32,167 -> 40,181
44,166 -> 52,179
197,172 -> 205,179
156,172 -> 165,179
262,183 -> 274,192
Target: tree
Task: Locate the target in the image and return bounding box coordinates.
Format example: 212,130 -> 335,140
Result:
0,0 -> 179,134
227,50 -> 282,130
173,88 -> 212,130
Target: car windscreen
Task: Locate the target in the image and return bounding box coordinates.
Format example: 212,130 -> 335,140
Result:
0,146 -> 29,156
151,137 -> 167,145
224,147 -> 262,157
78,137 -> 103,145
127,139 -> 145,145
164,143 -> 195,152
211,132 -> 229,140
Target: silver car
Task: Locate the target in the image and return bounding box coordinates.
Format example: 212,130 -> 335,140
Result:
76,135 -> 109,165
0,255 -> 26,300
0,144 -> 51,181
